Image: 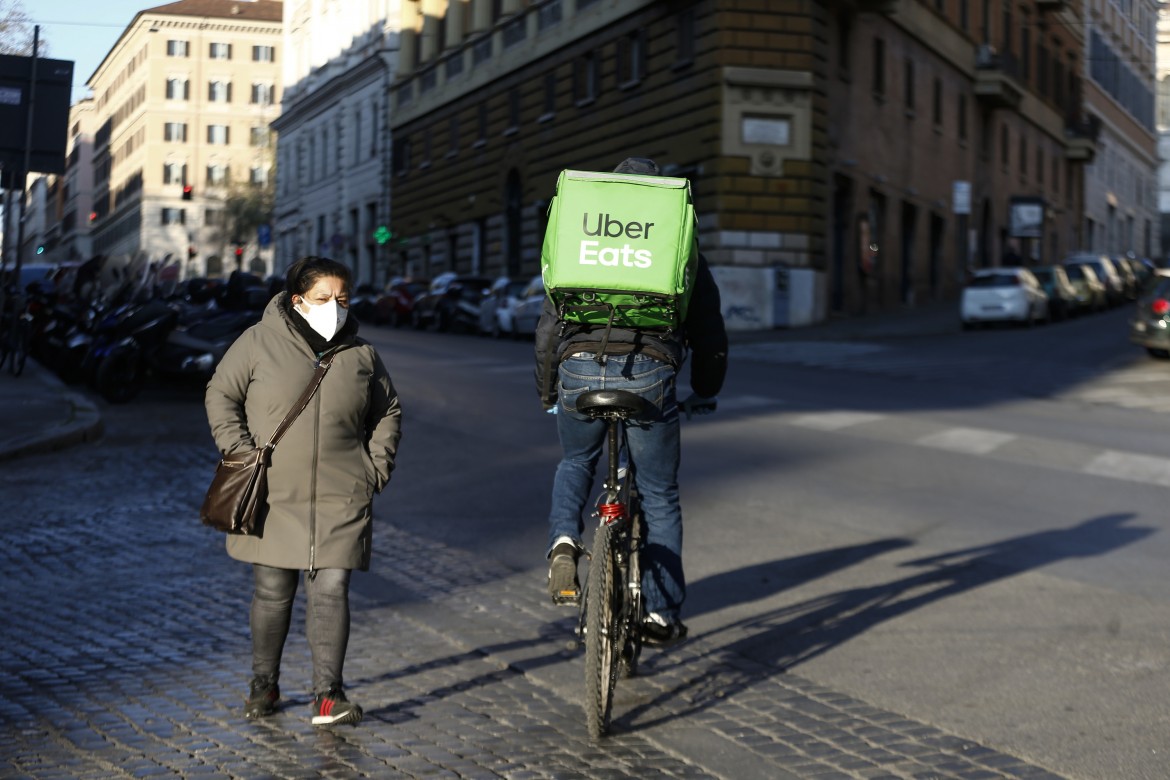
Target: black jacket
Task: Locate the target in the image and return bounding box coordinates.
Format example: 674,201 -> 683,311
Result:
534,254 -> 728,409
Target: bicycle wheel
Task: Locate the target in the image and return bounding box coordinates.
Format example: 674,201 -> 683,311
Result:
583,521 -> 620,740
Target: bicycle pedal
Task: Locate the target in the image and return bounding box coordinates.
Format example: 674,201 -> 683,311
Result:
551,589 -> 581,606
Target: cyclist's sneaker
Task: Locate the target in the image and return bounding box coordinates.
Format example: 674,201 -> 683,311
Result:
244,674 -> 280,719
642,612 -> 688,646
547,540 -> 580,606
311,685 -> 363,726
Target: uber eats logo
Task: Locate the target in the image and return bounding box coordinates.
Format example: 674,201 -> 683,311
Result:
578,212 -> 654,268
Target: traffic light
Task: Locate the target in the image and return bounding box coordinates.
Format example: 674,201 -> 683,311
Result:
188,245 -> 197,259
182,185 -> 193,201
88,211 -> 97,224
36,245 -> 44,255
234,245 -> 244,258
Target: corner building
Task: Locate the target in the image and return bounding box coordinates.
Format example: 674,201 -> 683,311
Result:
87,0 -> 283,277
386,0 -> 1097,326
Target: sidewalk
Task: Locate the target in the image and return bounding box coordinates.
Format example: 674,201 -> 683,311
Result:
0,357 -> 103,461
0,300 -> 958,462
729,298 -> 959,344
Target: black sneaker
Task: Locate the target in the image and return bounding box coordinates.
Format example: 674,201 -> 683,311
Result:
244,674 -> 279,719
311,685 -> 363,726
642,613 -> 688,646
547,541 -> 580,606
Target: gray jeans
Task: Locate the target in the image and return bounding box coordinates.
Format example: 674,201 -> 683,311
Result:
251,565 -> 351,695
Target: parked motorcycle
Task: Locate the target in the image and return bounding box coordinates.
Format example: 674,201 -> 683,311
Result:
89,299 -> 180,403
153,307 -> 258,379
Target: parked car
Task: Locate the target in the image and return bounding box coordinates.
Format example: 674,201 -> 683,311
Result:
511,275 -> 547,337
1063,253 -> 1125,306
349,283 -> 382,324
373,277 -> 429,327
1119,256 -> 1153,293
1110,255 -> 1140,301
411,272 -> 493,332
478,274 -> 544,338
960,267 -> 1049,328
1062,262 -> 1108,314
4,263 -> 57,296
1029,265 -> 1079,321
1128,269 -> 1170,358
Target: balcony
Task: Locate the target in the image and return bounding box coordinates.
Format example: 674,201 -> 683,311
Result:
1065,114 -> 1100,163
973,45 -> 1022,110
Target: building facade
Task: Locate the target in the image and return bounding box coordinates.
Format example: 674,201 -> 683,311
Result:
1080,0 -> 1159,261
1154,2 -> 1170,257
271,0 -> 401,286
53,98 -> 98,265
383,0 -> 1104,327
87,0 -> 283,278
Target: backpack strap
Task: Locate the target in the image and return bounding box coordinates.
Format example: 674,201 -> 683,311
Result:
593,305 -> 616,363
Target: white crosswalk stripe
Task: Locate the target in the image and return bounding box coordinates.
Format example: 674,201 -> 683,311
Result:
713,394 -> 1170,490
788,411 -> 884,431
917,427 -> 1017,455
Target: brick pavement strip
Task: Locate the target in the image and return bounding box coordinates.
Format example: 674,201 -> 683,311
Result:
0,435 -> 1068,779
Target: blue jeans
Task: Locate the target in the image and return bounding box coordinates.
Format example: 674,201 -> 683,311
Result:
547,353 -> 685,620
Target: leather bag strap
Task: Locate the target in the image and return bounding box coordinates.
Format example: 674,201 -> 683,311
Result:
263,352 -> 336,451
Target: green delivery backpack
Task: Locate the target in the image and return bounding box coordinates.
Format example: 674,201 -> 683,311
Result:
541,169 -> 698,331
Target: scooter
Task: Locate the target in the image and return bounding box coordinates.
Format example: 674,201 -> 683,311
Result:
153,307 -> 258,379
89,299 -> 180,403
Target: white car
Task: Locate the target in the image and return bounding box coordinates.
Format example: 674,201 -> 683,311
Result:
960,267 -> 1049,328
478,275 -> 544,338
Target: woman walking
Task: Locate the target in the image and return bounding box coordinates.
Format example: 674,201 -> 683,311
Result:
205,256 -> 402,726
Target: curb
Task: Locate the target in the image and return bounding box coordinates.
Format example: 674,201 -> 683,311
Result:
0,369 -> 105,462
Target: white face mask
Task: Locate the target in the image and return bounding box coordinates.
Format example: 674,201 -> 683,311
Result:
295,298 -> 347,340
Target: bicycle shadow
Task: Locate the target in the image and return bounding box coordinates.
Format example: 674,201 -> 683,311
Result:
356,615 -> 580,723
683,537 -> 914,620
615,512 -> 1152,734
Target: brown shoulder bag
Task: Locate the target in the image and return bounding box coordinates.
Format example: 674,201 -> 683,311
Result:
200,354 -> 335,535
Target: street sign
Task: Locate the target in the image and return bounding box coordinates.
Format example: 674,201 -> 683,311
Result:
952,181 -> 971,215
257,223 -> 271,247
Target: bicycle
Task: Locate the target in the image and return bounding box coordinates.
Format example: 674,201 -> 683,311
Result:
570,388 -> 651,741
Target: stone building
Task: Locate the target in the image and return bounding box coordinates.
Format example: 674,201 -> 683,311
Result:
271,0 -> 401,287
383,0 -> 1105,327
1079,0 -> 1159,260
86,0 -> 283,278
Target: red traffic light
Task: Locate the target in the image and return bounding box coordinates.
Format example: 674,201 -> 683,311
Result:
234,246 -> 244,257
182,185 -> 193,200
88,211 -> 97,223
187,246 -> 197,258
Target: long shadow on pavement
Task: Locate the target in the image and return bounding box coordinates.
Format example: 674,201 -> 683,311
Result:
619,512 -> 1152,733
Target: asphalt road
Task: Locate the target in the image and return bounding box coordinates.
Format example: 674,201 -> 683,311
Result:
357,307 -> 1170,780
12,303 -> 1167,779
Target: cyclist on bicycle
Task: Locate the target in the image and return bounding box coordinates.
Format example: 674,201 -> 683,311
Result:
535,156 -> 728,645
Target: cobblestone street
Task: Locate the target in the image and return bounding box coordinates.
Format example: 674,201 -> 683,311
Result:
0,393 -> 1070,779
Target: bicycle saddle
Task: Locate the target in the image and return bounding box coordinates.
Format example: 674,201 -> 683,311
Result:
576,389 -> 650,419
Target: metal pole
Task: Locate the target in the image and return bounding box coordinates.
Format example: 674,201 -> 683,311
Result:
1,169 -> 10,273
13,25 -> 39,282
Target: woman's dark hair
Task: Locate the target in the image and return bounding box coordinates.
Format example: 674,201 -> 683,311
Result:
284,256 -> 352,297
